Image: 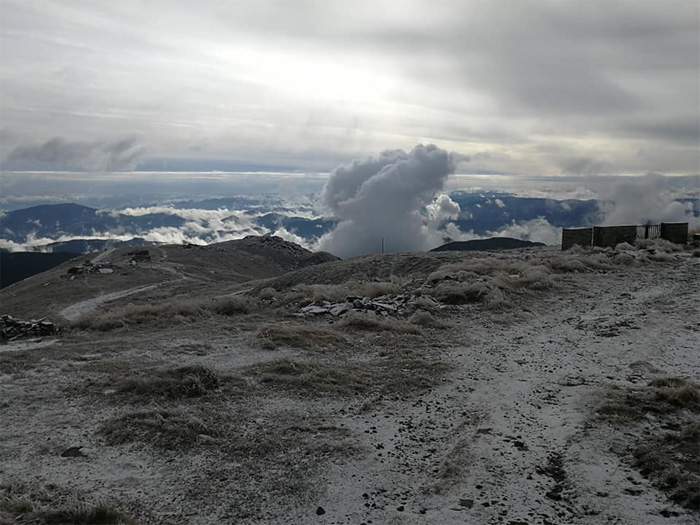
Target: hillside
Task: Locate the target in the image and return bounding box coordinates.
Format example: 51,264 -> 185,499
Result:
0,251 -> 78,289
431,237 -> 545,252
0,240 -> 698,525
0,236 -> 338,320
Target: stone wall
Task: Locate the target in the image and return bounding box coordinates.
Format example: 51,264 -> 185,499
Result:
660,222 -> 688,244
593,225 -> 637,248
562,228 -> 593,250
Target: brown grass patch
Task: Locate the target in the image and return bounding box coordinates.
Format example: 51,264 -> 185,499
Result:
116,366 -> 222,399
255,324 -> 346,350
73,296 -> 254,332
255,356 -> 451,396
430,281 -> 509,308
633,425 -> 700,510
0,481 -> 133,524
597,378 -> 699,422
209,296 -> 251,315
337,312 -> 421,334
99,408 -> 220,450
595,377 -> 700,511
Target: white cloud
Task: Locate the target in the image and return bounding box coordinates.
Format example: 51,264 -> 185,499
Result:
318,144 -> 455,257
490,218 -> 561,246
426,194 -> 461,221
600,174 -> 696,225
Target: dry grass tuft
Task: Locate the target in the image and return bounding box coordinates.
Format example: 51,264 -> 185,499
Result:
430,281 -> 510,308
597,378 -> 699,421
337,312 -> 421,334
595,377 -> 700,511
255,324 -> 346,350
100,408 -> 219,450
0,481 -> 132,524
633,433 -> 700,510
257,287 -> 278,300
210,296 -> 251,315
255,356 -> 451,396
636,238 -> 685,252
258,359 -> 366,394
655,385 -> 700,410
116,366 -> 221,399
272,280 -> 408,307
73,296 -> 254,331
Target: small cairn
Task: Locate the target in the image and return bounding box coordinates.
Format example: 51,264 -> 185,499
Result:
0,314 -> 59,341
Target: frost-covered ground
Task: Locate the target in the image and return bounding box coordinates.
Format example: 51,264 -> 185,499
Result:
0,242 -> 698,524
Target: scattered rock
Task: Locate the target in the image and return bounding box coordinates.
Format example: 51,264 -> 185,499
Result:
545,489 -> 563,501
298,293 -> 442,318
126,249 -> 151,263
315,506 -> 325,516
65,260 -> 114,277
1,314 -> 59,341
60,446 -> 86,458
513,440 -> 529,451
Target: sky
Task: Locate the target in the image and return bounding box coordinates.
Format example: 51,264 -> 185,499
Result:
1,0 -> 699,182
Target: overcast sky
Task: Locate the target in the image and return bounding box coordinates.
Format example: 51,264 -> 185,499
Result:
1,0 -> 698,178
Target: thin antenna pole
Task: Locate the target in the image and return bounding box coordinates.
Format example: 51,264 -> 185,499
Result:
381,237 -> 384,254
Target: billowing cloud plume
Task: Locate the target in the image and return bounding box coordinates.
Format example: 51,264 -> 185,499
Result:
426,194 -> 460,221
600,173 -> 696,226
6,136 -> 145,171
319,144 -> 455,257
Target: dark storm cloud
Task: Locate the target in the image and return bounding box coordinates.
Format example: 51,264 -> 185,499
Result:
5,136 -> 145,171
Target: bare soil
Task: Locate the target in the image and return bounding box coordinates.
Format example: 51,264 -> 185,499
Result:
1,245 -> 698,524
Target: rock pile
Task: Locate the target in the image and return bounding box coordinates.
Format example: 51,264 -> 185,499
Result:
298,294 -> 441,318
126,249 -> 151,264
65,260 -> 114,278
1,314 -> 59,341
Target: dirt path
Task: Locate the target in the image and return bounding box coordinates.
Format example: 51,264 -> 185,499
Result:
59,283 -> 165,322
317,259 -> 700,525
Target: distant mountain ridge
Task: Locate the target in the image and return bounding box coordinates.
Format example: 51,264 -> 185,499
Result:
3,194 -> 697,256
431,237 -> 545,252
0,235 -> 340,316
0,203 -> 185,244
